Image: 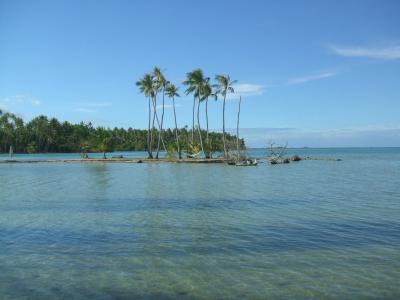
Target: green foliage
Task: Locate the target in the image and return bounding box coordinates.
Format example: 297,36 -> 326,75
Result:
0,112 -> 244,154
166,143 -> 178,158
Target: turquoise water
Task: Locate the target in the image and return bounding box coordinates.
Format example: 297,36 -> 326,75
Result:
0,151 -> 153,160
0,148 -> 399,299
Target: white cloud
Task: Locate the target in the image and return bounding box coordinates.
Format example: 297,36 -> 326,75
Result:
31,99 -> 41,106
74,101 -> 111,114
228,126 -> 400,148
234,84 -> 264,95
156,104 -> 181,110
227,83 -> 265,100
287,72 -> 336,85
77,101 -> 112,107
0,95 -> 41,109
76,107 -> 96,113
331,45 -> 400,60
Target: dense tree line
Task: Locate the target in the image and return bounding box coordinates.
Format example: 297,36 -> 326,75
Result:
0,67 -> 246,158
0,111 -> 244,155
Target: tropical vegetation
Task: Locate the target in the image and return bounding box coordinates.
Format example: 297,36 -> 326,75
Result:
0,112 -> 243,154
0,67 -> 246,158
137,67 -> 242,159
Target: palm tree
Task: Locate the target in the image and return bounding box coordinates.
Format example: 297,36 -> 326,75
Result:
200,79 -> 212,158
144,72 -> 167,158
183,69 -> 204,145
165,83 -> 181,159
153,67 -> 168,159
196,88 -> 205,157
136,73 -> 154,158
214,74 -> 237,158
236,96 -> 242,160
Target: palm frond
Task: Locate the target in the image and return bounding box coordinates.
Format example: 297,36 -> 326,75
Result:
184,85 -> 196,95
165,83 -> 180,98
230,79 -> 238,85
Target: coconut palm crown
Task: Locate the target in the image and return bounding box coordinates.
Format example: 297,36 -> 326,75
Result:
152,67 -> 168,158
183,69 -> 205,144
214,74 -> 237,158
165,83 -> 181,158
136,73 -> 155,158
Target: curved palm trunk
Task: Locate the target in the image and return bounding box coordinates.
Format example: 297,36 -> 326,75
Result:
153,108 -> 167,153
236,96 -> 242,160
151,95 -> 167,156
197,98 -> 205,157
172,97 -> 181,159
191,96 -> 195,143
156,89 -> 165,158
205,98 -> 210,158
150,96 -> 157,158
147,96 -> 153,158
222,93 -> 227,158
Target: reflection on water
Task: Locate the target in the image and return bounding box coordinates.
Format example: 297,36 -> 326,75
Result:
84,163 -> 112,191
0,148 -> 400,299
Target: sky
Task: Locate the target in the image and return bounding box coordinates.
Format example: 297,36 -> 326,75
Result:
1,0 -> 399,147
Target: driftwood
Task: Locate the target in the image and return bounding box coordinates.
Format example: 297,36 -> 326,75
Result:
267,141 -> 288,164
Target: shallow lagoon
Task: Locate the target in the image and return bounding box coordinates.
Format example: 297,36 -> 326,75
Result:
1,148 -> 400,299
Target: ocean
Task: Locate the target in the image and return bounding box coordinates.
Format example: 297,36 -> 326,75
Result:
0,148 -> 399,299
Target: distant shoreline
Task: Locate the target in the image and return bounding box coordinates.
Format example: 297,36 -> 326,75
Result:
0,146 -> 399,156
0,158 -> 227,164
0,156 -> 344,164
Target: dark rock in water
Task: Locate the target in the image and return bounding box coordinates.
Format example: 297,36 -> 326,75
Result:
283,158 -> 290,164
137,159 -> 143,163
291,154 -> 302,161
337,158 -> 342,161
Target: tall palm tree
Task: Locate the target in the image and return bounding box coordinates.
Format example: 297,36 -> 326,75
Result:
153,67 -> 168,159
136,73 -> 154,158
165,83 -> 181,159
196,88 -> 205,157
145,72 -> 167,158
201,79 -> 212,158
236,96 -> 242,159
214,74 -> 237,158
183,69 -> 204,145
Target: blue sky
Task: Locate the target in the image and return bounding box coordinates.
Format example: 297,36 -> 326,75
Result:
1,0 -> 399,147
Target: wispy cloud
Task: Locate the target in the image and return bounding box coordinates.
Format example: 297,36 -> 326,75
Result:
156,104 -> 180,110
76,101 -> 112,107
74,101 -> 112,113
76,107 -> 96,113
0,95 -> 42,110
31,99 -> 41,106
331,45 -> 400,60
228,126 -> 400,148
287,72 -> 336,85
227,83 -> 265,100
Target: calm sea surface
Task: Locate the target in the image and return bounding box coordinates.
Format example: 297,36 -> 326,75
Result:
0,148 -> 399,299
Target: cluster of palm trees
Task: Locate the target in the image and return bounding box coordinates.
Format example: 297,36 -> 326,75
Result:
136,67 -> 237,159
